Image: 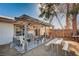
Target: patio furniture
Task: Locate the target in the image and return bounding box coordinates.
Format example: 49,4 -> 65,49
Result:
62,41 -> 69,56
13,36 -> 21,47
45,38 -> 63,55
44,38 -> 58,54
27,39 -> 31,43
42,37 -> 45,43
45,38 -> 58,46
52,38 -> 63,55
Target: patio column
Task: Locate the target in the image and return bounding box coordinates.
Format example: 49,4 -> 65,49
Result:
24,22 -> 28,39
14,25 -> 16,36
37,26 -> 40,36
23,22 -> 28,51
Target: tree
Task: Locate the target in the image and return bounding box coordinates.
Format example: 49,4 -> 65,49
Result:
39,3 -> 79,32
39,3 -> 64,29
66,3 -> 70,30
68,3 -> 79,32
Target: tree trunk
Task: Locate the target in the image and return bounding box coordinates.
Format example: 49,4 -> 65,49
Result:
66,3 -> 70,30
72,4 -> 77,33
72,14 -> 77,33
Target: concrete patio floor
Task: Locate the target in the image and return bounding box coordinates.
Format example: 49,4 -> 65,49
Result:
22,39 -> 77,56
0,38 -> 77,56
22,43 -> 52,56
22,44 -> 76,56
0,38 -> 45,56
0,44 -> 21,56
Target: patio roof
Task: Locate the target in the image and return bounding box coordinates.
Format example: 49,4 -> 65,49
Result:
15,14 -> 53,27
0,16 -> 15,23
0,14 -> 53,27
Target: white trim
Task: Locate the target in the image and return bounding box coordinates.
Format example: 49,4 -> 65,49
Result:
0,15 -> 14,20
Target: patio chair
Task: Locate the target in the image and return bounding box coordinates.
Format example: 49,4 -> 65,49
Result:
44,38 -> 63,56
62,41 -> 69,56
52,38 -> 63,55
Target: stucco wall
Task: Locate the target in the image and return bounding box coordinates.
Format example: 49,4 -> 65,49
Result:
0,22 -> 14,45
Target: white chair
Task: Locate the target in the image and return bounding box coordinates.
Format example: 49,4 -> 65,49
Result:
45,38 -> 57,46
45,38 -> 62,55
55,38 -> 63,44
44,38 -> 57,54
52,38 -> 63,55
62,41 -> 69,56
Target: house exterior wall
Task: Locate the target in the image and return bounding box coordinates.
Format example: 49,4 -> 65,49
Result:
40,27 -> 49,36
0,22 -> 14,45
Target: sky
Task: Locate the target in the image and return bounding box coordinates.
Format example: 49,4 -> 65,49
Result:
0,3 -> 39,18
0,3 -> 78,29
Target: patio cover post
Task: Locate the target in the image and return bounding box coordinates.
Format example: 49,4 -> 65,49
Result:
24,22 -> 28,50
14,25 -> 16,36
24,22 -> 28,39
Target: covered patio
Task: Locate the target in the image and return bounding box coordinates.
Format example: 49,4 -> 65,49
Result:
12,14 -> 53,53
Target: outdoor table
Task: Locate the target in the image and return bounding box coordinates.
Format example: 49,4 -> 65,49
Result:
62,41 -> 69,56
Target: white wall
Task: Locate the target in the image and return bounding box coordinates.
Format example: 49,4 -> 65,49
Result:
0,22 -> 14,45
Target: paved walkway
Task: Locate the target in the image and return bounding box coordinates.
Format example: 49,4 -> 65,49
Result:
0,38 -> 77,56
23,44 -> 52,56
